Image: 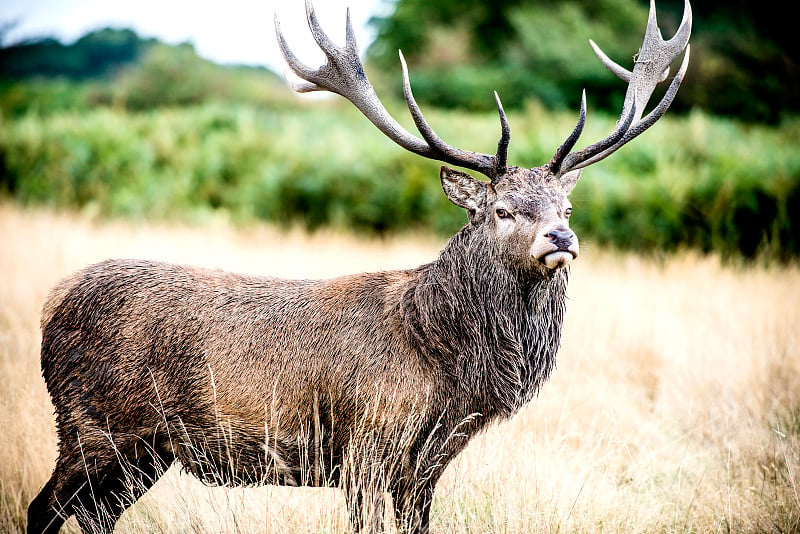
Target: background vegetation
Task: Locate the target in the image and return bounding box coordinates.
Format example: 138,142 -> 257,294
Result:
0,0 -> 798,261
368,0 -> 799,122
1,103 -> 798,261
1,205 -> 798,532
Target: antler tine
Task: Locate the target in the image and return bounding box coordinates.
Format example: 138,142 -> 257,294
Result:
398,51 -> 457,158
304,0 -> 341,61
275,2 -> 510,180
549,91 -> 586,173
494,91 -> 511,175
274,16 -> 321,93
616,0 -> 692,123
399,51 -> 500,177
560,95 -> 637,172
344,7 -> 358,54
275,6 -> 431,153
662,0 -> 693,57
551,0 -> 692,175
571,45 -> 690,170
589,40 -> 634,83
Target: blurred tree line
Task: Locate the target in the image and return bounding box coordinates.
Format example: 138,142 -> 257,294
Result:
0,27 -> 291,115
367,0 -> 798,123
1,0 -> 797,122
0,27 -> 148,79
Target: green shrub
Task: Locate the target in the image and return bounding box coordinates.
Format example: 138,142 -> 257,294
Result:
0,103 -> 797,261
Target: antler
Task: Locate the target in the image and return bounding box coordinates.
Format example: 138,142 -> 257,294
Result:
549,0 -> 692,176
275,0 -> 511,180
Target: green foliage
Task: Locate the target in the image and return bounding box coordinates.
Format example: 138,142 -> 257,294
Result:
368,0 -> 655,112
0,79 -> 88,116
569,112 -> 800,260
368,0 -> 799,122
0,31 -> 292,116
503,0 -> 646,110
3,2 -> 797,122
87,43 -> 291,111
0,104 -> 455,235
0,103 -> 797,261
368,0 -> 524,66
0,28 -> 148,79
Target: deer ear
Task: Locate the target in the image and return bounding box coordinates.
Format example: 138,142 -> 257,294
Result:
559,169 -> 582,194
440,166 -> 487,217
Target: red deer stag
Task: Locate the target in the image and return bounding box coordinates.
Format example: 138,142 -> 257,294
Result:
28,1 -> 691,532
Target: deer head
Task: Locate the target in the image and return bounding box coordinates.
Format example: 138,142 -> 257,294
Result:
275,0 -> 691,273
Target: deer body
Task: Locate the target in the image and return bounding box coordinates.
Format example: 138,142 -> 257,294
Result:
30,216 -> 567,533
28,2 -> 691,532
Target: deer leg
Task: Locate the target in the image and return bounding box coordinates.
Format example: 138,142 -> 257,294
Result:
27,450 -> 108,534
28,437 -> 173,534
72,460 -> 131,534
391,478 -> 438,534
343,482 -> 386,534
79,445 -> 175,533
27,473 -> 67,534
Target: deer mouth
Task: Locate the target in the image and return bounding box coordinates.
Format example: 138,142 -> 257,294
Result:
540,249 -> 578,270
531,237 -> 579,270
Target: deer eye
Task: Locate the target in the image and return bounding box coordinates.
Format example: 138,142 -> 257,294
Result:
565,207 -> 573,217
495,208 -> 513,219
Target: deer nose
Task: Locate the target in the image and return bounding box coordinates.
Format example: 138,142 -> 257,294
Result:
545,228 -> 574,249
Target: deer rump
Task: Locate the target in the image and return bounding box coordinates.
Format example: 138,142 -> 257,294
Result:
41,258 -> 443,490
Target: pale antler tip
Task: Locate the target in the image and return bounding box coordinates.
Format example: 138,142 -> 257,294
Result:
492,90 -> 510,178
493,91 -> 503,109
398,49 -> 409,73
494,91 -> 509,133
344,7 -> 357,51
589,39 -> 632,82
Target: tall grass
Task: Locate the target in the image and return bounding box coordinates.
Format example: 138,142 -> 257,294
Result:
1,203 -> 798,532
1,102 -> 798,259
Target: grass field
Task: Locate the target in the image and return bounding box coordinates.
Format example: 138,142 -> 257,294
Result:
1,203 -> 798,533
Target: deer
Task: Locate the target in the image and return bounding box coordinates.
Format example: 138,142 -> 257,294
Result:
27,1 -> 691,533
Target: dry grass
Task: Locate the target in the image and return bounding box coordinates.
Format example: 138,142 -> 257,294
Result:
1,202 -> 798,533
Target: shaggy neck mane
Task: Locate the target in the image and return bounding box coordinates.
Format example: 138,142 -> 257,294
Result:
401,225 -> 569,419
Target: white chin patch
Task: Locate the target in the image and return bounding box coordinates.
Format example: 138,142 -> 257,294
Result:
542,251 -> 574,270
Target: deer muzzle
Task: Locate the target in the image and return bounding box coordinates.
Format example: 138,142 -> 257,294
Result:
532,227 -> 579,270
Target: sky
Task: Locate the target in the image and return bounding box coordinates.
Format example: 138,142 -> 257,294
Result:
1,0 -> 389,73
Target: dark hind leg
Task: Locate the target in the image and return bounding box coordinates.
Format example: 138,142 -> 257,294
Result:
343,473 -> 388,534
73,444 -> 175,534
27,437 -> 174,534
27,474 -> 67,534
344,486 -> 385,534
27,450 -> 113,534
391,479 -> 436,534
